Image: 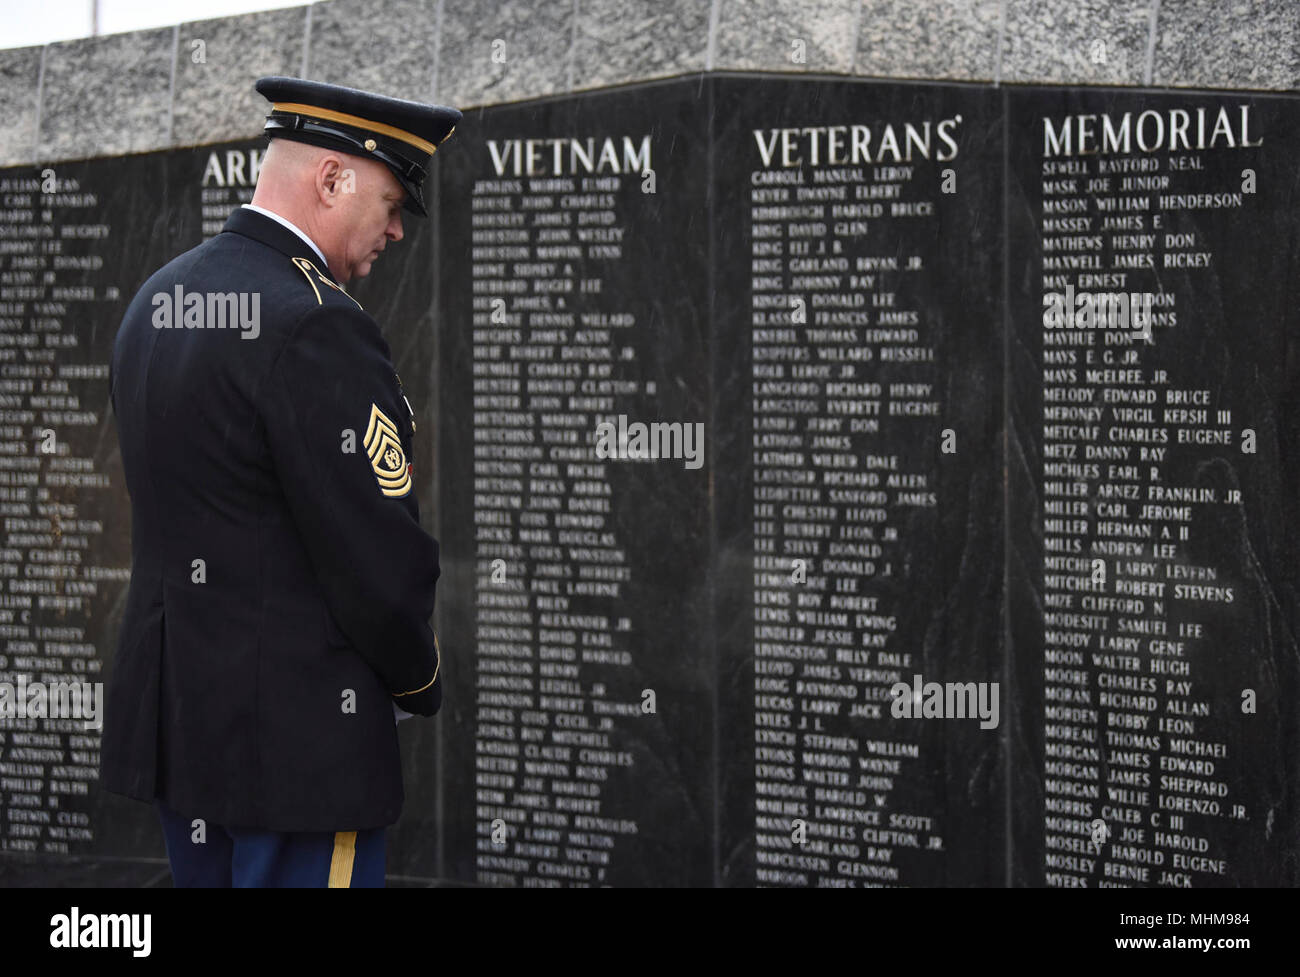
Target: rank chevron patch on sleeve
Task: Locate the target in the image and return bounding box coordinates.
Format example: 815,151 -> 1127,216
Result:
363,403 -> 412,497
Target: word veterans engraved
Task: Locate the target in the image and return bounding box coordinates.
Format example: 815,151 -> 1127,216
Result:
712,78 -> 1006,888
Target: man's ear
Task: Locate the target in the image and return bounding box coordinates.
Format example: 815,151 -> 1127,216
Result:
316,155 -> 346,208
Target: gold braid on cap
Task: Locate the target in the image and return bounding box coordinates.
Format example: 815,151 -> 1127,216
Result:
270,101 -> 438,155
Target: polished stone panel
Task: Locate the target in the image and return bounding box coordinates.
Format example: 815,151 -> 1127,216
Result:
711,75 -> 1006,886
1006,86 -> 1300,886
432,79 -> 714,886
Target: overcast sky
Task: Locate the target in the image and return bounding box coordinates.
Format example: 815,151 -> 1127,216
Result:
2,0 -> 303,49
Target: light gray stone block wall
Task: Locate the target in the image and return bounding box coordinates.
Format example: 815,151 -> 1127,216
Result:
1152,0 -> 1300,90
0,0 -> 1295,167
0,45 -> 42,165
172,7 -> 309,148
35,28 -> 176,163
437,0 -> 576,106
308,0 -> 440,101
574,0 -> 711,89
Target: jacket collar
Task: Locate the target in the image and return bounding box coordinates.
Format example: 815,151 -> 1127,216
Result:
222,206 -> 341,285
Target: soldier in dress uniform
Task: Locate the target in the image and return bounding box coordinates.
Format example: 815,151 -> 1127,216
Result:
100,76 -> 461,887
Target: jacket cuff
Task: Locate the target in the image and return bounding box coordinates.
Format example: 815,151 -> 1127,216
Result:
390,635 -> 441,715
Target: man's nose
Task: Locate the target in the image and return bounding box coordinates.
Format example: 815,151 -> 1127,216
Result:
387,212 -> 404,242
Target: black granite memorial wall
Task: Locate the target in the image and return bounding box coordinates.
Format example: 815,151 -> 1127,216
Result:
710,77 -> 1006,887
1005,87 -> 1300,888
0,150 -> 179,867
435,81 -> 714,886
0,74 -> 1295,887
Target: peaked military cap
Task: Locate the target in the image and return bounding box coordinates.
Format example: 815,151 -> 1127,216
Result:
255,76 -> 461,217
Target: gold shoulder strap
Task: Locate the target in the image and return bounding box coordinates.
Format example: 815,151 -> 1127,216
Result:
291,256 -> 363,310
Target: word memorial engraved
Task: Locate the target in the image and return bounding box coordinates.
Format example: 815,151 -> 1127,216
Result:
1007,88 -> 1300,888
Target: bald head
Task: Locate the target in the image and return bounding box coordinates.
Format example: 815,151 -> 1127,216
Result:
250,138 -> 407,283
